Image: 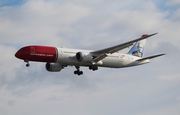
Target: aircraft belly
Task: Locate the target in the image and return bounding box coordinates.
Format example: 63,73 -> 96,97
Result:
101,57 -> 124,68
101,55 -> 140,68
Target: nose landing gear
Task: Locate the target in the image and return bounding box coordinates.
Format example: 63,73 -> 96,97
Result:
26,63 -> 30,67
24,60 -> 30,67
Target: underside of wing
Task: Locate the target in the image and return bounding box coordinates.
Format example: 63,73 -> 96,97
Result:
91,33 -> 158,63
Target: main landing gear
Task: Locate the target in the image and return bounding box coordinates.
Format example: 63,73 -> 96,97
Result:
89,65 -> 98,71
24,60 -> 30,67
74,66 -> 98,76
74,66 -> 83,76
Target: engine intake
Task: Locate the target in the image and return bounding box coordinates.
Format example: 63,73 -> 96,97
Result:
76,52 -> 93,62
46,63 -> 62,72
76,52 -> 84,62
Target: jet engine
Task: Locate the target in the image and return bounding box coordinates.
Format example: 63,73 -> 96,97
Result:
46,63 -> 63,72
76,52 -> 93,62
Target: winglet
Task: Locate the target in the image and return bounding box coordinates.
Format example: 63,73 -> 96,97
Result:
143,33 -> 158,38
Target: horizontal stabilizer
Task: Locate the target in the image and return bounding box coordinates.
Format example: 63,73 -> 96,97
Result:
136,54 -> 165,61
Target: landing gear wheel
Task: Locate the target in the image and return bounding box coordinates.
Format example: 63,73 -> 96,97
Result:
74,71 -> 78,74
89,66 -> 98,71
80,71 -> 83,74
24,60 -> 30,67
74,66 -> 83,75
26,63 -> 30,67
74,70 -> 83,75
78,71 -> 83,75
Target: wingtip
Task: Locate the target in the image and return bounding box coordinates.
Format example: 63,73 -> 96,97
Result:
142,32 -> 158,38
141,33 -> 158,38
156,53 -> 166,57
153,32 -> 158,35
150,32 -> 158,36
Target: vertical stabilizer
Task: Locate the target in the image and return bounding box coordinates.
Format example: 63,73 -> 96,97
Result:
128,34 -> 147,57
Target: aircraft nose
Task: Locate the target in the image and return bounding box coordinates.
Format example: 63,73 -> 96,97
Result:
15,47 -> 25,59
15,50 -> 21,59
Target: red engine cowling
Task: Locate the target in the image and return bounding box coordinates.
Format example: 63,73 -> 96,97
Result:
46,63 -> 62,72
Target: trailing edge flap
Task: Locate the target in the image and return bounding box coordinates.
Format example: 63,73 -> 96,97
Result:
136,54 -> 165,62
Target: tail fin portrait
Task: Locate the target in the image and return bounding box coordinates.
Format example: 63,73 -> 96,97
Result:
128,34 -> 147,57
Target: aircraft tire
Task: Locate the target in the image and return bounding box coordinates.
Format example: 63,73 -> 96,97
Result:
26,63 -> 30,67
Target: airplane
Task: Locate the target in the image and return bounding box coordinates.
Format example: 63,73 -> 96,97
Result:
15,33 -> 165,75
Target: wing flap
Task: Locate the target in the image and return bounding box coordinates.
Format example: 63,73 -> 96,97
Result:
93,53 -> 108,63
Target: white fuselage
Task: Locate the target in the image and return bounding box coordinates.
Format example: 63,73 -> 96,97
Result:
55,47 -> 150,68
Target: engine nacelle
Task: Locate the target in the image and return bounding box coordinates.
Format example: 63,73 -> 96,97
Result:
76,52 -> 93,62
46,63 -> 62,72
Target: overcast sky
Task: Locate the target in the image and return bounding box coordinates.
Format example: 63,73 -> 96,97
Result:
0,0 -> 180,115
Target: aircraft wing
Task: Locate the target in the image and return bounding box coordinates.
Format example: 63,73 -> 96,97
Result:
136,54 -> 165,62
91,33 -> 158,63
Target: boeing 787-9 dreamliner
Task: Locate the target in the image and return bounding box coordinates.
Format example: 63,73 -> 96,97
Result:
15,33 -> 165,75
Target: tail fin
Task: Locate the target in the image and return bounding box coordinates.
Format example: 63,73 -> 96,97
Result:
128,34 -> 147,57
